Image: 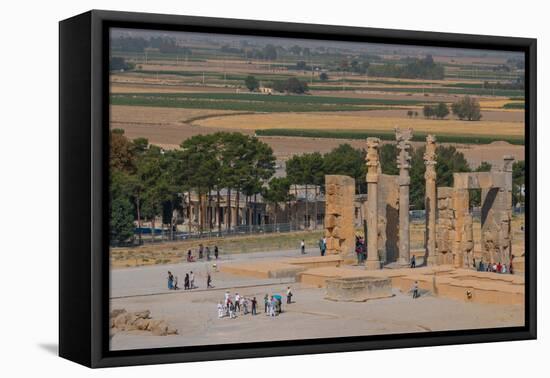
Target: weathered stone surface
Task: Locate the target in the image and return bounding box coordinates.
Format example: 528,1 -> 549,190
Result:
325,276 -> 393,302
110,309 -> 177,336
366,138 -> 381,270
324,175 -> 356,259
435,156 -> 514,267
377,174 -> 399,264
396,128 -> 413,265
424,135 -> 437,265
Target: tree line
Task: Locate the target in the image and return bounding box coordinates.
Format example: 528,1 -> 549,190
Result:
367,55 -> 445,80
422,96 -> 482,121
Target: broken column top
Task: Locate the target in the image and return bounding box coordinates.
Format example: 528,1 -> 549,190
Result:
366,137 -> 381,183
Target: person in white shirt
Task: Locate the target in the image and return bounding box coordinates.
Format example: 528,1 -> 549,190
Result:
217,302 -> 224,318
189,271 -> 195,289
286,287 -> 293,304
235,293 -> 241,312
300,240 -> 306,254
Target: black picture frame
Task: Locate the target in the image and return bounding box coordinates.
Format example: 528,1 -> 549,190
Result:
59,9 -> 537,368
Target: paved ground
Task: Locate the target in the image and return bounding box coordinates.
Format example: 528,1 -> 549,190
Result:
110,248 -> 524,351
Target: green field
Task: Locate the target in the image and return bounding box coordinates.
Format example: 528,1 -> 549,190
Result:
111,92 -> 427,113
255,128 -> 525,145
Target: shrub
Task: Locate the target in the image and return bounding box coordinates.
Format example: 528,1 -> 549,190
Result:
451,96 -> 482,121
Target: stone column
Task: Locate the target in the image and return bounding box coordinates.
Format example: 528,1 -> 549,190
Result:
366,137 -> 381,270
396,128 -> 413,265
424,135 -> 438,265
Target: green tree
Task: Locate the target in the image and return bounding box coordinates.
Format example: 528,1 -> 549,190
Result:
379,144 -> 399,176
423,105 -> 434,119
512,160 -> 525,206
110,196 -> 135,244
263,177 -> 291,226
452,96 -> 482,121
244,75 -> 259,91
435,102 -> 450,119
409,145 -> 472,209
323,144 -> 367,193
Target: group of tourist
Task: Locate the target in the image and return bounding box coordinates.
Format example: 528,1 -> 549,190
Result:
167,270 -> 215,290
218,287 -> 294,319
187,244 -> 220,262
474,258 -> 514,274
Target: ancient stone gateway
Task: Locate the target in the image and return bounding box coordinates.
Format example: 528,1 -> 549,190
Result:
325,276 -> 393,302
324,175 -> 356,260
436,156 -> 514,267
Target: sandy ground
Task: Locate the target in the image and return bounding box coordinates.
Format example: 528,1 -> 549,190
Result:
109,249 -> 524,351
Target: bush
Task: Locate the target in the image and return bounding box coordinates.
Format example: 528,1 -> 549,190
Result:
244,75 -> 260,92
271,77 -> 309,94
423,102 -> 449,119
451,96 -> 482,121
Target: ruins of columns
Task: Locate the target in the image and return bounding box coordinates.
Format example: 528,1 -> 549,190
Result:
396,128 -> 413,265
321,129 -> 515,271
424,134 -> 438,265
365,137 -> 381,270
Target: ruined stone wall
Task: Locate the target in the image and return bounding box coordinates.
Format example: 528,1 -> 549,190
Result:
325,175 -> 356,259
377,174 -> 399,264
436,187 -> 455,265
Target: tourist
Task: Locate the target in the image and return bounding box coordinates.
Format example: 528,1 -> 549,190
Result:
300,239 -> 306,254
187,249 -> 194,262
286,287 -> 293,304
356,244 -> 363,265
235,293 -> 241,312
412,281 -> 420,299
214,245 -> 219,260
410,255 -> 416,269
224,291 -> 231,306
243,298 -> 249,315
199,244 -> 204,259
184,273 -> 190,290
207,273 -> 213,288
264,294 -> 269,313
217,302 -> 224,318
497,261 -> 503,273
251,297 -> 257,315
229,301 -> 236,319
473,258 -> 477,270
502,263 -> 507,274
492,262 -> 498,272
190,271 -> 195,289
167,271 -> 174,290
269,296 -> 276,317
277,297 -> 282,314
173,276 -> 179,290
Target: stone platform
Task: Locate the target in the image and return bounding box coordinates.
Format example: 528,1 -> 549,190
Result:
325,276 -> 393,302
299,265 -> 524,305
220,256 -> 524,305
